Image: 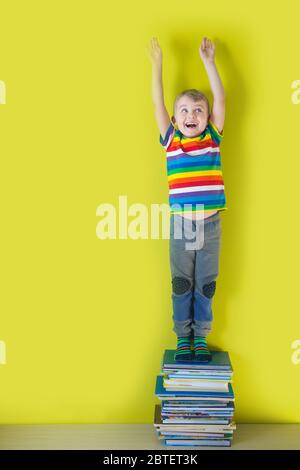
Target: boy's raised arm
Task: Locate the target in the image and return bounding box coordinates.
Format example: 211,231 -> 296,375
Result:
199,37 -> 225,134
148,37 -> 171,141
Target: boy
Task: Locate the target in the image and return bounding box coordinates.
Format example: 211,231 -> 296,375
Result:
148,37 -> 227,362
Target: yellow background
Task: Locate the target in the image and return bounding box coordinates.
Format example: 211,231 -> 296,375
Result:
0,0 -> 300,424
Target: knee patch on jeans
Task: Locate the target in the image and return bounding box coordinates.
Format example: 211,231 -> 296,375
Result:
203,281 -> 216,298
172,276 -> 191,295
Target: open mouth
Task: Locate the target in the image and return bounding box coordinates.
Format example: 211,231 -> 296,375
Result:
185,123 -> 197,128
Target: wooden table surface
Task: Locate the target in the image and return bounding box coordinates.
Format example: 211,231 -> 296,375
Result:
0,424 -> 299,450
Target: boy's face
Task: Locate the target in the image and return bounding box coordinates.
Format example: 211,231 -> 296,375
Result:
173,96 -> 209,137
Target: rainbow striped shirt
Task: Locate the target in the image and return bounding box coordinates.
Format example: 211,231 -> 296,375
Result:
159,119 -> 227,215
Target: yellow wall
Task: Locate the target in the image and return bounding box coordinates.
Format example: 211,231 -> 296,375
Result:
0,0 -> 300,424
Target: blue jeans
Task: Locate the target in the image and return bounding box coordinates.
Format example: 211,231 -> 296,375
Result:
169,211 -> 221,338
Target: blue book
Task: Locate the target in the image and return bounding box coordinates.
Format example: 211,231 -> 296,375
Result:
162,350 -> 233,371
164,438 -> 231,447
155,375 -> 234,399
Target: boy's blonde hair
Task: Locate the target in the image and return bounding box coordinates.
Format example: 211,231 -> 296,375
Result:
173,89 -> 210,117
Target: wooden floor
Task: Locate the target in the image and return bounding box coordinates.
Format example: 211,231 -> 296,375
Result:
0,424 -> 299,450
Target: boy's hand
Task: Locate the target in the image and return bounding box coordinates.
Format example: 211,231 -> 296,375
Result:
199,37 -> 215,64
148,37 -> 162,67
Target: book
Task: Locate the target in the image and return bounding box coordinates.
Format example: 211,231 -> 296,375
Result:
161,350 -> 233,371
155,375 -> 234,399
163,378 -> 229,392
164,439 -> 231,447
154,405 -> 236,432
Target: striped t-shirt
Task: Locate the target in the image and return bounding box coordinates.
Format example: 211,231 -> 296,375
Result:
159,119 -> 227,216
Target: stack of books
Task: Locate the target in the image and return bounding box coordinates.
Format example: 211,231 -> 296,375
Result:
154,349 -> 236,447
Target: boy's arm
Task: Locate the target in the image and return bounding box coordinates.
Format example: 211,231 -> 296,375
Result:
148,38 -> 171,141
199,37 -> 225,134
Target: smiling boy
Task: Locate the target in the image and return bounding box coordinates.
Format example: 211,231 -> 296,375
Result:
148,37 -> 227,362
